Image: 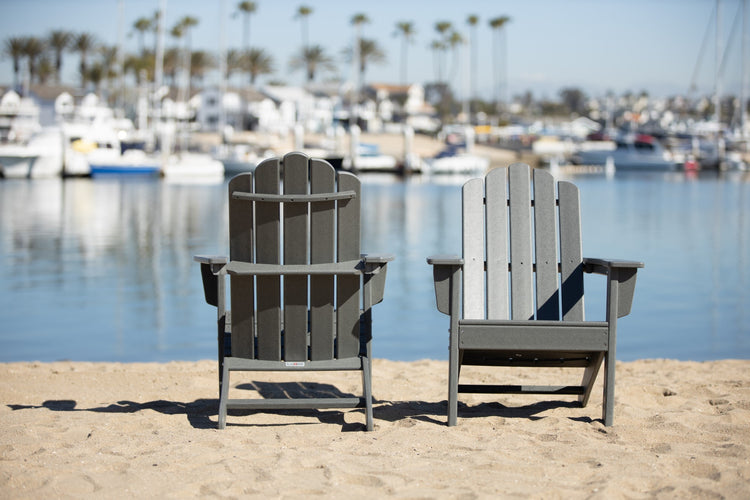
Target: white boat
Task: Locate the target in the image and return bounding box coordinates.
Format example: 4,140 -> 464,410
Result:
88,148 -> 161,176
212,143 -> 270,176
421,145 -> 490,175
0,90 -> 41,143
0,127 -> 73,178
0,146 -> 37,178
161,152 -> 224,182
342,143 -> 398,172
572,135 -> 677,171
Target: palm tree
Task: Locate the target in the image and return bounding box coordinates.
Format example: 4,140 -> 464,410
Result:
3,37 -> 26,90
130,17 -> 152,55
99,44 -> 119,99
150,9 -> 162,56
353,38 -> 385,86
87,62 -> 104,94
124,53 -> 153,84
434,21 -> 452,84
246,48 -> 273,85
393,21 -> 415,85
351,13 -> 369,28
295,5 -> 313,50
235,1 -> 257,51
36,57 -> 54,85
163,47 -> 180,85
190,50 -> 215,86
447,30 -> 464,83
350,13 -> 369,80
47,30 -> 72,84
22,37 -> 46,85
171,16 -> 199,102
466,15 -> 479,111
225,48 -> 244,80
430,39 -> 445,83
489,16 -> 511,113
73,32 -> 97,89
290,44 -> 334,82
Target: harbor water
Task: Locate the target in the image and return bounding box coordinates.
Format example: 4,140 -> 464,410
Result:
1,169 -> 749,363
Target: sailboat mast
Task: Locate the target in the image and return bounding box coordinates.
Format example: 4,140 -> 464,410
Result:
154,0 -> 166,109
714,0 -> 722,128
742,0 -> 748,141
218,0 -> 227,139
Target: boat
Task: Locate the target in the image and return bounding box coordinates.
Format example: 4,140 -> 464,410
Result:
572,134 -> 678,171
0,89 -> 41,144
212,143 -> 271,176
87,148 -> 161,176
341,142 -> 398,172
0,146 -> 37,178
161,152 -> 224,182
0,127 -> 76,178
421,144 -> 490,175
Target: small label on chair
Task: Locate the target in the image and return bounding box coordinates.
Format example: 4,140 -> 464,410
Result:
285,362 -> 305,367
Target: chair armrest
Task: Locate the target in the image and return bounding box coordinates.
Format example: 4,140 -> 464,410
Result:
583,257 -> 644,318
194,255 -> 228,266
194,255 -> 227,307
361,253 -> 395,265
583,257 -> 644,274
427,255 -> 464,266
427,255 -> 463,315
361,254 -> 394,306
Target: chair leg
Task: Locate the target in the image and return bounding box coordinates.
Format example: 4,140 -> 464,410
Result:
602,350 -> 615,426
362,356 -> 374,431
218,363 -> 230,429
448,346 -> 460,426
579,352 -> 604,407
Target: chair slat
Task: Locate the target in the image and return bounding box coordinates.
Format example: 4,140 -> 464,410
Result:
282,153 -> 309,361
462,178 -> 485,319
533,168 -> 560,320
558,180 -> 584,321
508,164 -> 534,320
485,168 -> 509,320
254,159 -> 282,360
336,171 -> 361,358
228,173 -> 255,358
310,159 -> 336,360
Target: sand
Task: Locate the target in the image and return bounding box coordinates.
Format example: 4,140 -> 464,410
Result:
1,359 -> 749,498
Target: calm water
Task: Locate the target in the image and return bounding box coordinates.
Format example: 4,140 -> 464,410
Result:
1,169 -> 749,362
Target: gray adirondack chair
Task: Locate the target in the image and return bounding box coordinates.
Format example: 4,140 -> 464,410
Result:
427,163 -> 643,426
195,152 -> 392,430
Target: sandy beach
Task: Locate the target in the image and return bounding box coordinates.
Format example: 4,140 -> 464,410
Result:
1,359 -> 749,498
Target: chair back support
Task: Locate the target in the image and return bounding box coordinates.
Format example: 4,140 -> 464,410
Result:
228,152 -> 362,362
462,163 -> 584,321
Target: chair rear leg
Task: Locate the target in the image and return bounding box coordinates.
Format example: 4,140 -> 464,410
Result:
362,357 -> 374,431
578,352 -> 604,407
218,363 -> 231,429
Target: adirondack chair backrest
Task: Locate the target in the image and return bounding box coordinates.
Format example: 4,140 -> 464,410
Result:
462,163 -> 584,321
228,152 -> 363,362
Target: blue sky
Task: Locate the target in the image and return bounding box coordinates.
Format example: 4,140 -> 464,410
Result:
0,0 -> 746,100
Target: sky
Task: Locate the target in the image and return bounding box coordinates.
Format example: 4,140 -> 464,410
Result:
0,0 -> 747,101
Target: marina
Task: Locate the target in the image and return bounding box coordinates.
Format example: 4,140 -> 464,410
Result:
1,168 -> 748,363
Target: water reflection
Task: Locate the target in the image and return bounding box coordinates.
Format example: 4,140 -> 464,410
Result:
0,169 -> 748,362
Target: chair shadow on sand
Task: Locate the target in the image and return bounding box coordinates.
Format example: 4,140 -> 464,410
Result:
8,379 -> 596,430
